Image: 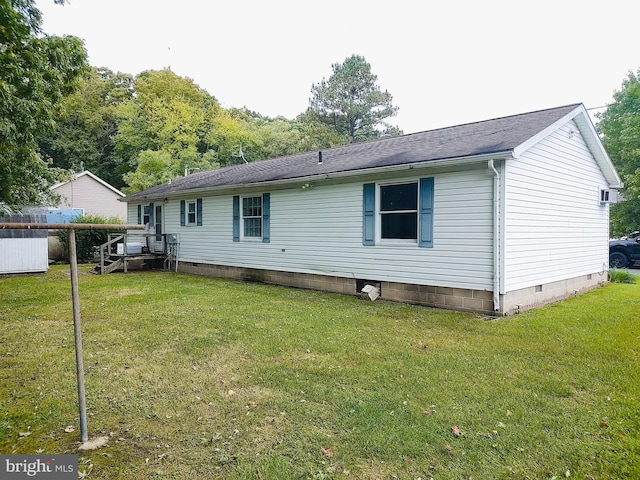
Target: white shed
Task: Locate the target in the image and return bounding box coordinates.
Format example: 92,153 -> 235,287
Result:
123,104 -> 621,315
0,215 -> 49,275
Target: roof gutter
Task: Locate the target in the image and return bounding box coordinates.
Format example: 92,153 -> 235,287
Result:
126,151 -> 513,203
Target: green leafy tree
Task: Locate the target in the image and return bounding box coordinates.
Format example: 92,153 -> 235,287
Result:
204,108 -> 251,166
116,69 -> 236,191
224,108 -> 348,163
227,108 -> 304,162
122,150 -> 174,193
122,148 -> 218,193
37,67 -> 134,189
254,117 -> 307,158
115,69 -> 214,160
0,0 -> 88,206
307,54 -> 401,143
597,69 -> 640,236
295,110 -> 357,151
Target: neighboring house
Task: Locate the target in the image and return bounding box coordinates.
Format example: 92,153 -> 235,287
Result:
0,215 -> 48,275
124,104 -> 621,315
52,170 -> 127,221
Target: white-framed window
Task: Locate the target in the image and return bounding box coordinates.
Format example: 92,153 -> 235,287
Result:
143,205 -> 152,225
363,178 -> 433,248
137,203 -> 154,226
180,199 -> 203,227
186,200 -> 197,225
242,195 -> 263,238
233,193 -> 270,243
378,182 -> 418,241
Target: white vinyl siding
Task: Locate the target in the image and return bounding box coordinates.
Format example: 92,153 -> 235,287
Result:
143,168 -> 494,291
0,238 -> 48,274
124,120 -> 610,298
53,173 -> 126,220
504,120 -> 610,291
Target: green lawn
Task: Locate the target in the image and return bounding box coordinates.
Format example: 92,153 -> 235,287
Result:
1,266 -> 638,479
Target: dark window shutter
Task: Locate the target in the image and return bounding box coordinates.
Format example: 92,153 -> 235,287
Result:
262,193 -> 270,243
419,177 -> 434,248
149,202 -> 154,225
180,200 -> 185,226
196,198 -> 203,226
232,196 -> 240,242
137,204 -> 142,224
362,183 -> 375,246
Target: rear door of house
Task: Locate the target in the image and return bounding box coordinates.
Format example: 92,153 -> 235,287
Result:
153,204 -> 164,253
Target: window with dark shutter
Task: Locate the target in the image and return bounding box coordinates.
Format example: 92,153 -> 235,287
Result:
363,178 -> 434,247
380,182 -> 418,240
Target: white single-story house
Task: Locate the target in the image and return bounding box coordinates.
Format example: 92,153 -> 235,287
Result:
52,170 -> 127,221
123,104 -> 621,315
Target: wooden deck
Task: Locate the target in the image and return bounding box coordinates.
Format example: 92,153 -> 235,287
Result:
91,252 -> 167,275
92,233 -> 173,274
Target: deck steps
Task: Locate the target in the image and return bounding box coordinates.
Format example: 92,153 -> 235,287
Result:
92,233 -> 169,274
91,253 -> 166,274
90,255 -> 123,275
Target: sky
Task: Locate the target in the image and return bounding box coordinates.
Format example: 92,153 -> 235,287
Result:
36,0 -> 639,135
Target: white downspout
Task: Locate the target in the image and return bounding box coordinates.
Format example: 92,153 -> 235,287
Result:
488,160 -> 501,313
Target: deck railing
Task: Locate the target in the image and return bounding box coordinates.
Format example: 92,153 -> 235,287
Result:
99,234 -> 124,275
98,233 -> 170,274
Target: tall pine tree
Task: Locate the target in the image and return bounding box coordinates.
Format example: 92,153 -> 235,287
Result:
308,55 -> 401,143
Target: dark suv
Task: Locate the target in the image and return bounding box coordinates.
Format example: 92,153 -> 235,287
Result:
609,231 -> 640,268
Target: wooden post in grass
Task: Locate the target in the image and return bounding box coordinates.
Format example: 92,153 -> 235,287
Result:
67,229 -> 88,442
0,222 -> 146,443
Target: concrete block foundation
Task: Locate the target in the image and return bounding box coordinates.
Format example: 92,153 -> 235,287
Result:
177,263 -> 606,316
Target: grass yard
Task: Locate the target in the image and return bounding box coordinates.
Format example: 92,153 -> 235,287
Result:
1,266 -> 638,479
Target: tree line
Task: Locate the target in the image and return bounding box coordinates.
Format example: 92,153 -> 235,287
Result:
2,1 -> 401,204
1,1 -> 639,236
36,62 -> 400,195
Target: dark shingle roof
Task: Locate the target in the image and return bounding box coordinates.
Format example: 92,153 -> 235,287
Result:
126,103 -> 581,201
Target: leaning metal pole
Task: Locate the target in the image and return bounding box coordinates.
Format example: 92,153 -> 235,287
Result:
0,222 -> 146,443
68,229 -> 88,442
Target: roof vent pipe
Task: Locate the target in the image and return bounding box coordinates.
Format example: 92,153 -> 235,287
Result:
318,151 -> 323,165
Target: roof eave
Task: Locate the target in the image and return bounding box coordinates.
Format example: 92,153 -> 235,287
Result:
511,104 -> 622,188
572,109 -> 623,188
51,170 -> 127,197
